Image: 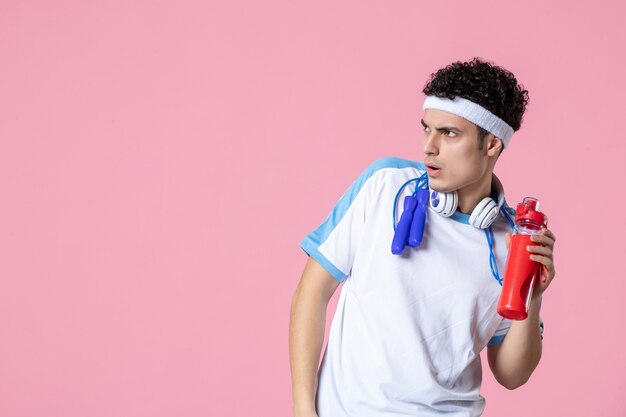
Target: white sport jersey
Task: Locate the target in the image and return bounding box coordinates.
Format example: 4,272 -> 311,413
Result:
300,157 -> 521,417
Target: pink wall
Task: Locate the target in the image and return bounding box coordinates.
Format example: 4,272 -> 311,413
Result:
1,1 -> 625,416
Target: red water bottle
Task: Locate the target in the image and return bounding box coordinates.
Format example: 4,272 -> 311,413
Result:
497,197 -> 548,320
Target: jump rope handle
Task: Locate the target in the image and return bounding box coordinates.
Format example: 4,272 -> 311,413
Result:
408,189 -> 429,248
391,195 -> 417,255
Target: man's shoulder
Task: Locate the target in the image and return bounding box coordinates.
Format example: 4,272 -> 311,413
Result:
364,156 -> 425,173
355,157 -> 425,187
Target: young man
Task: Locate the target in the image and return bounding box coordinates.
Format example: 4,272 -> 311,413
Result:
290,58 -> 557,417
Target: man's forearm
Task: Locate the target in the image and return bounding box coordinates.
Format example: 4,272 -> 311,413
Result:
289,284 -> 327,414
489,297 -> 543,389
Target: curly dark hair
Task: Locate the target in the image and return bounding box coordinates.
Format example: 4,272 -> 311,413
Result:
422,58 -> 529,132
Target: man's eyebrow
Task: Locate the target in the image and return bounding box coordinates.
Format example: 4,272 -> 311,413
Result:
438,126 -> 462,133
421,119 -> 462,133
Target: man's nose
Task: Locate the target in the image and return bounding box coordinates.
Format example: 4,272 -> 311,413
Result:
423,133 -> 438,155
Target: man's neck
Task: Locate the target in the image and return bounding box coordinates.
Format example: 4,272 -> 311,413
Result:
456,175 -> 493,214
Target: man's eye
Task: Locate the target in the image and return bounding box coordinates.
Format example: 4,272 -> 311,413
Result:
445,130 -> 457,137
423,126 -> 430,133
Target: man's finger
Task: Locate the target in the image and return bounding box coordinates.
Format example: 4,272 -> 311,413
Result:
527,245 -> 553,257
531,234 -> 554,246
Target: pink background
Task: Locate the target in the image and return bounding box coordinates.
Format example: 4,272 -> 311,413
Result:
1,1 -> 625,416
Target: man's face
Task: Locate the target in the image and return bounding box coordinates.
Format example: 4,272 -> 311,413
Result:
421,109 -> 491,194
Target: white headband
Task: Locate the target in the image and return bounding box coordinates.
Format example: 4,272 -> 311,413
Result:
423,96 -> 514,147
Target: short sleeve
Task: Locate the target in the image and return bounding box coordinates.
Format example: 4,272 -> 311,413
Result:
487,318 -> 512,346
299,157 -> 423,282
299,164 -> 378,282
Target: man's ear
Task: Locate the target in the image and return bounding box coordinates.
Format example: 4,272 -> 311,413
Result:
487,136 -> 503,157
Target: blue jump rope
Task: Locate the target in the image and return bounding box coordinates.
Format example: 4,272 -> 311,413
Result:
391,173 -> 515,286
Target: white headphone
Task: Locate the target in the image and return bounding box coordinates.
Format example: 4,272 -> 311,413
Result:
428,176 -> 506,229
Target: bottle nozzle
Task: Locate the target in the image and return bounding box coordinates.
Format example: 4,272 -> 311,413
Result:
515,197 -> 547,229
523,197 -> 539,211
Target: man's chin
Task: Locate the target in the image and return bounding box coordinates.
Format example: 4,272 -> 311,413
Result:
431,188 -> 456,194
427,181 -> 456,194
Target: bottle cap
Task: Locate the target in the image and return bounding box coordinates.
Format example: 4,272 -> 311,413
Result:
515,197 -> 547,227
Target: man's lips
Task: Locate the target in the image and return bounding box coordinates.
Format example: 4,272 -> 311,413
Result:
426,164 -> 441,176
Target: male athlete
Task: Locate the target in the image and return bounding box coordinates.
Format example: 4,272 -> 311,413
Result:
290,58 -> 557,417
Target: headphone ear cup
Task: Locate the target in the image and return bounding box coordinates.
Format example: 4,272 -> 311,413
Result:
469,197 -> 499,229
429,189 -> 457,217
